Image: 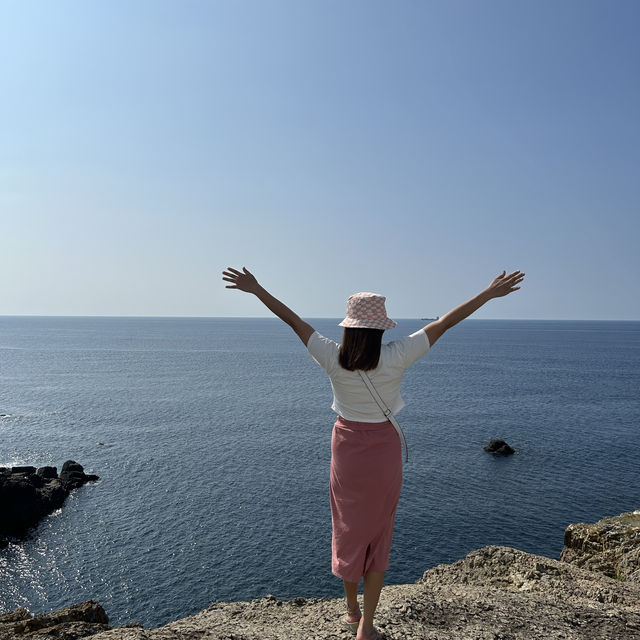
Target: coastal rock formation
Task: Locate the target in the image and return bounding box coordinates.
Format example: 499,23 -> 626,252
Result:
0,461 -> 99,548
0,601 -> 114,640
80,546 -> 640,639
2,512 -> 639,639
483,439 -> 515,455
561,510 -> 640,582
4,547 -> 639,639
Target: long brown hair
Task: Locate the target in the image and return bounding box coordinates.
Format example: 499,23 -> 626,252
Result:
338,328 -> 384,371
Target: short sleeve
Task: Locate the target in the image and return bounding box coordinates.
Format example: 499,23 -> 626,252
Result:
387,329 -> 430,370
307,331 -> 339,373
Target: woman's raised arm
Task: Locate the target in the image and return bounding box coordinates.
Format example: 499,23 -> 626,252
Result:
222,267 -> 315,346
424,270 -> 525,347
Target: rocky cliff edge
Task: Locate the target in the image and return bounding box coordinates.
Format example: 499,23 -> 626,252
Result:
2,511 -> 640,640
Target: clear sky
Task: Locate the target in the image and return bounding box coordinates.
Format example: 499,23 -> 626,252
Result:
2,0 -> 639,320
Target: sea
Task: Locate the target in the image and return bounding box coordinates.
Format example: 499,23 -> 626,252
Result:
0,317 -> 638,628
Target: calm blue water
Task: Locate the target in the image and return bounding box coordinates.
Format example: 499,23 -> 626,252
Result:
1,317 -> 638,628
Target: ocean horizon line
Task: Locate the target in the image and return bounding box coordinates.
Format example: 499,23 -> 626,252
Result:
1,315 -> 639,322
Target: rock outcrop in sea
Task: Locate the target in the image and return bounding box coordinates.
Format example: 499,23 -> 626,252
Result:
483,439 -> 516,455
0,461 -> 99,548
1,511 -> 639,639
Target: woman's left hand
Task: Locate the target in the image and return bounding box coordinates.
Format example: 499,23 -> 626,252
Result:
222,267 -> 260,294
485,270 -> 525,298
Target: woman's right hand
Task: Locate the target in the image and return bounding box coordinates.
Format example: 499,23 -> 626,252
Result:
222,267 -> 260,294
222,267 -> 314,345
485,270 -> 525,298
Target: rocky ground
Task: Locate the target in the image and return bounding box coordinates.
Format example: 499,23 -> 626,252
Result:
561,510 -> 640,581
2,512 -> 640,640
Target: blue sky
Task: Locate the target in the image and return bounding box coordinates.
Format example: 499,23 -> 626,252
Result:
2,0 -> 639,319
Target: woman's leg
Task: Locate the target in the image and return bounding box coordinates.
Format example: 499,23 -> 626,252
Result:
343,579 -> 359,612
357,570 -> 385,637
343,579 -> 360,618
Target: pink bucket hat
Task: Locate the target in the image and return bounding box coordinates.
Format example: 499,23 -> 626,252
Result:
338,292 -> 397,330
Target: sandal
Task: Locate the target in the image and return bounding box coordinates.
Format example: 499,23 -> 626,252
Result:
356,627 -> 383,640
341,606 -> 362,633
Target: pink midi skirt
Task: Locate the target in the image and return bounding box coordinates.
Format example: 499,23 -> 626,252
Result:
330,416 -> 403,583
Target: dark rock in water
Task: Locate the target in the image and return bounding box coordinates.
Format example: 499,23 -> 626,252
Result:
11,466 -> 37,475
0,600 -> 111,639
0,460 -> 99,545
37,466 -> 58,479
60,460 -> 92,491
483,439 -> 515,455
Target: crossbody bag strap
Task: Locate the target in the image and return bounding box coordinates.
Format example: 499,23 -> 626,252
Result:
357,370 -> 409,463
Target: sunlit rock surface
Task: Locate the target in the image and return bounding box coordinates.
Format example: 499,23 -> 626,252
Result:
2,513 -> 640,639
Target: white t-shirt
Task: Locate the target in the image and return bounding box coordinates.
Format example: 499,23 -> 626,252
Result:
307,329 -> 430,422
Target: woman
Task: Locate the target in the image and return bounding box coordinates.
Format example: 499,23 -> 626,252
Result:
222,266 -> 524,640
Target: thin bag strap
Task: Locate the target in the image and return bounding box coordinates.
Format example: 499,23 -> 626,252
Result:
357,370 -> 409,463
